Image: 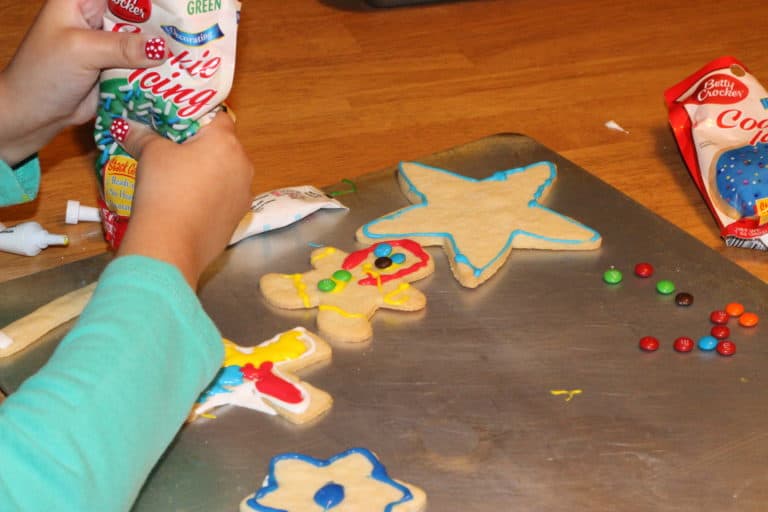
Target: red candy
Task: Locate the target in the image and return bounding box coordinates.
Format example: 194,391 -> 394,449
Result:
639,336 -> 660,352
716,340 -> 736,356
710,325 -> 730,339
634,262 -> 654,278
709,310 -> 729,325
673,336 -> 695,353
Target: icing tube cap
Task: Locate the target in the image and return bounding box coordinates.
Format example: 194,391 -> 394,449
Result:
66,200 -> 101,224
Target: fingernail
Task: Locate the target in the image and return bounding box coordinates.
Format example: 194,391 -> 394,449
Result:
110,118 -> 130,143
144,37 -> 166,60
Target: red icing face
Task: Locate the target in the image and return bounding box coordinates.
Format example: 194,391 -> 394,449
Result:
241,362 -> 303,404
342,239 -> 430,286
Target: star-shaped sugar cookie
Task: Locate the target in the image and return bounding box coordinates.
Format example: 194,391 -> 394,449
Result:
357,161 -> 602,288
240,447 -> 427,512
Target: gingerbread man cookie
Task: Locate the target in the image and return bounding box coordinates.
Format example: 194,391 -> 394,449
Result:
240,447 -> 427,512
190,327 -> 332,425
357,161 -> 602,288
259,240 -> 434,343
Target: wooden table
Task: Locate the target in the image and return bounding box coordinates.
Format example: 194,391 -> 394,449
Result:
1,0 -> 766,284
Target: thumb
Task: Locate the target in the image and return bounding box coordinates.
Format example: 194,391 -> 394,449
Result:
81,30 -> 168,71
109,118 -> 168,159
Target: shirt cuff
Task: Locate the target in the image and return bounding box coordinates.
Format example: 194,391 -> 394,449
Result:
0,154 -> 40,207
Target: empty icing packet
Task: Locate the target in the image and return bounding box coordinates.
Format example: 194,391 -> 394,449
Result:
93,0 -> 241,248
665,56 -> 768,250
228,186 -> 348,245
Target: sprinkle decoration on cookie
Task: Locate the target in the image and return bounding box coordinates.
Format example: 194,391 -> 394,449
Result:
240,447 -> 427,512
357,161 -> 601,288
260,241 -> 434,343
190,328 -> 332,424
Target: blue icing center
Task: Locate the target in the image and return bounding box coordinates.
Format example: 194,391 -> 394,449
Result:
715,143 -> 768,217
313,482 -> 345,509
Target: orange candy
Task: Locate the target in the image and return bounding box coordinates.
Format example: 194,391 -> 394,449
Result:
725,302 -> 745,317
739,312 -> 759,328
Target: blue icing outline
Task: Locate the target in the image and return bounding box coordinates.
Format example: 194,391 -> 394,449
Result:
361,161 -> 601,277
245,447 -> 414,512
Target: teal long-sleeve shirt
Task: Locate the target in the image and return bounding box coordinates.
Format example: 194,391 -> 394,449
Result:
0,256 -> 224,511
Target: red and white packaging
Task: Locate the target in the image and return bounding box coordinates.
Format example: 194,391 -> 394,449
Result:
94,0 -> 241,248
665,56 -> 768,250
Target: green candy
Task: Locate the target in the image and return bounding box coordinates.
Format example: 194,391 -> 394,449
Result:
317,278 -> 336,292
656,279 -> 676,295
603,268 -> 623,285
332,270 -> 352,282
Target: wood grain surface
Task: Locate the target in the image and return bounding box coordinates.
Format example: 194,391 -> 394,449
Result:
1,0 -> 766,284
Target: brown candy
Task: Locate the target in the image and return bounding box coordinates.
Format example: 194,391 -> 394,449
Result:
675,292 -> 694,306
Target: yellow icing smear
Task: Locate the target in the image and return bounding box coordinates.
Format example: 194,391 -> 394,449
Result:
283,273 -> 311,308
383,283 -> 411,305
223,330 -> 309,367
318,304 -> 364,318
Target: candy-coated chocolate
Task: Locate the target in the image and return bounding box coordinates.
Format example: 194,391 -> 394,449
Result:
603,268 -> 623,284
673,336 -> 695,353
373,243 -> 392,257
739,312 -> 760,327
374,256 -> 393,269
725,302 -> 745,317
675,292 -> 694,306
697,335 -> 718,351
634,262 -> 654,278
709,310 -> 729,325
656,279 -> 675,295
317,278 -> 336,292
391,252 -> 406,264
716,340 -> 736,356
332,269 -> 352,282
639,336 -> 660,352
710,325 -> 730,339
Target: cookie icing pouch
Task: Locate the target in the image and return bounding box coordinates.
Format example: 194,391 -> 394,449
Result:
229,186 -> 348,245
94,0 -> 241,248
665,56 -> 768,250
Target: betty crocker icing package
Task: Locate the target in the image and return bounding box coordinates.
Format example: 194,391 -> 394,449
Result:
93,0 -> 241,248
665,56 -> 768,251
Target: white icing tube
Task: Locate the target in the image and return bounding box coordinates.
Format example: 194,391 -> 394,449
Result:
65,200 -> 101,224
228,186 -> 348,245
0,221 -> 69,256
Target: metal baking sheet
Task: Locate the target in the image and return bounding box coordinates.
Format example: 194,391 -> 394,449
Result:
2,134 -> 767,511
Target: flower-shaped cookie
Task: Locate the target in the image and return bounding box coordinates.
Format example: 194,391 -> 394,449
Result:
190,327 -> 332,425
240,447 -> 427,512
357,161 -> 602,288
259,240 -> 434,343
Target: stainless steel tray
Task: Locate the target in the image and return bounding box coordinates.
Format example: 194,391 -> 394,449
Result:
2,134 -> 767,511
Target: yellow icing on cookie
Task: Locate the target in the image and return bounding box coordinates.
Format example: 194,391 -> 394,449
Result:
318,304 -> 364,318
223,330 -> 308,367
362,263 -> 383,290
311,247 -> 337,264
284,273 -> 311,308
383,283 -> 411,306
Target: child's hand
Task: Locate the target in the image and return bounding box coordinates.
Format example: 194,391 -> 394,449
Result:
116,112 -> 254,288
0,0 -> 167,166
